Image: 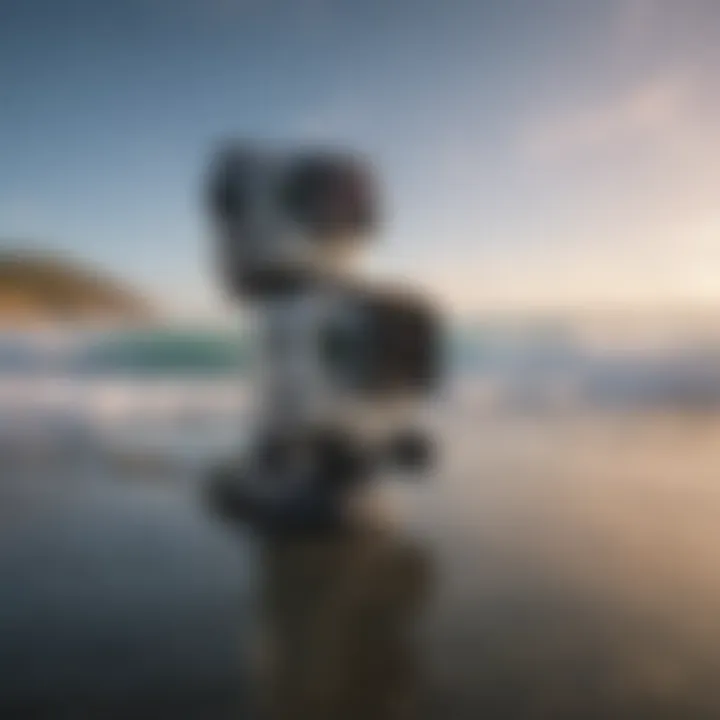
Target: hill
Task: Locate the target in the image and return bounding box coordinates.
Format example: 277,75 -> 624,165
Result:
0,249 -> 150,325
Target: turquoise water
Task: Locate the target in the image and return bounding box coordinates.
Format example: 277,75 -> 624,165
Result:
39,326 -> 529,376
72,329 -> 252,376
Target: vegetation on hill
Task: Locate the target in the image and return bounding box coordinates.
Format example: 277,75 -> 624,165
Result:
0,249 -> 150,325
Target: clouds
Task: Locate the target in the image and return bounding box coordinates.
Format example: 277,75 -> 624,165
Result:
461,16 -> 720,316
520,72 -> 691,165
521,0 -> 720,167
516,50 -> 720,223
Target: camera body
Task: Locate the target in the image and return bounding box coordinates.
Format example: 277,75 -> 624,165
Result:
205,143 -> 440,532
208,143 -> 376,297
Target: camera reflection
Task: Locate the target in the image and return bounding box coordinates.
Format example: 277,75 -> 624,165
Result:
253,525 -> 432,720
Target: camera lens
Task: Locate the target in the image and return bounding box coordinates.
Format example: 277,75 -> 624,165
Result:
280,155 -> 375,236
361,292 -> 441,393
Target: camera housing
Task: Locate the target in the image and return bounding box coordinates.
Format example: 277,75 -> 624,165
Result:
207,144 -> 377,297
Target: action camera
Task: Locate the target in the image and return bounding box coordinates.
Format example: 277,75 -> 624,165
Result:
205,142 -> 440,534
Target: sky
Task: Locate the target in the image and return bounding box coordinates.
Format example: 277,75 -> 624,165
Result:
2,0 -> 720,319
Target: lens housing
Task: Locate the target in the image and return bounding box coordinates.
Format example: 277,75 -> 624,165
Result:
320,287 -> 442,395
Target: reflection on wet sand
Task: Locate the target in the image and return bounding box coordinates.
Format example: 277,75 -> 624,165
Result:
6,412 -> 720,717
421,413 -> 720,719
255,525 -> 431,720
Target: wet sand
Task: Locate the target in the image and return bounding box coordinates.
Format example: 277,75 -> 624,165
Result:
4,411 -> 720,718
420,412 -> 720,718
